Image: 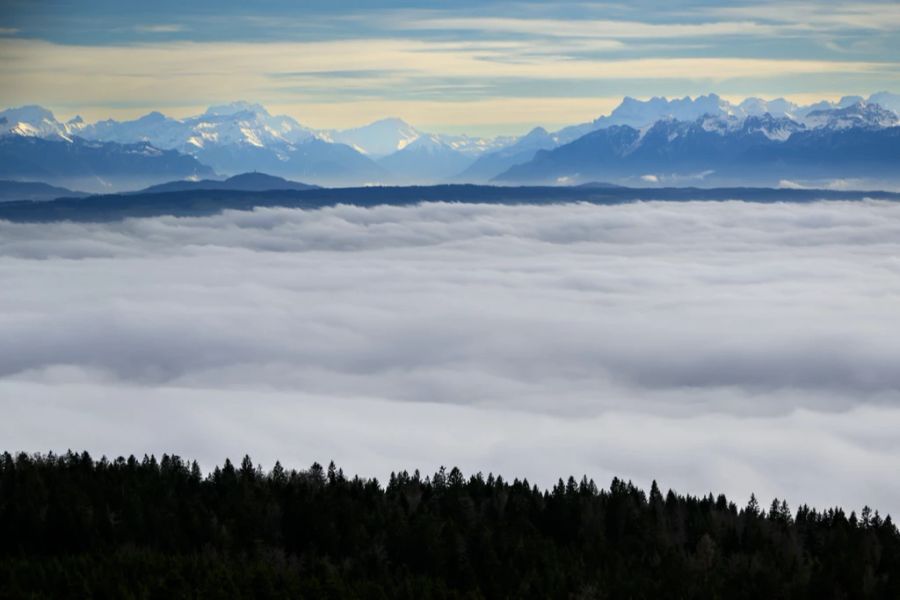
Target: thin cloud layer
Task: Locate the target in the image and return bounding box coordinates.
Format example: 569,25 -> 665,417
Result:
4,0 -> 900,132
2,200 -> 900,512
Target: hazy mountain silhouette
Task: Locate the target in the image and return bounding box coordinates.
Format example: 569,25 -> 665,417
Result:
0,180 -> 87,202
137,172 -> 319,194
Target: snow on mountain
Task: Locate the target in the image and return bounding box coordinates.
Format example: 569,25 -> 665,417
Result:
432,132 -> 515,156
0,105 -> 74,140
0,135 -> 214,193
740,114 -> 807,141
738,97 -> 799,119
494,104 -> 900,187
327,117 -> 422,157
804,101 -> 899,130
2,93 -> 898,187
869,92 -> 900,115
540,93 -> 898,159
81,111 -> 188,148
78,103 -> 317,153
76,105 -> 502,183
454,126 -> 561,182
327,117 -> 513,158
598,94 -> 738,129
378,134 -> 475,182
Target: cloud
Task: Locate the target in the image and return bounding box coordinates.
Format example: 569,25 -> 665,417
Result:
2,200 -> 900,513
134,24 -> 186,34
389,15 -> 797,39
1,36 -> 894,132
709,2 -> 900,32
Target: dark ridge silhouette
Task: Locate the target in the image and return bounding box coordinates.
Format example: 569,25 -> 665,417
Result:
135,171 -> 320,195
0,179 -> 88,202
0,184 -> 898,223
1,451 -> 897,598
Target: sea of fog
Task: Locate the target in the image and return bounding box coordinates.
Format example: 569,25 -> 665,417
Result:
2,199 -> 899,514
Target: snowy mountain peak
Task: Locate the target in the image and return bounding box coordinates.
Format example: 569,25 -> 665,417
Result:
805,101 -> 899,130
330,117 -> 422,157
868,91 -> 900,115
0,105 -> 72,140
595,93 -> 735,129
740,114 -> 806,141
838,95 -> 866,108
1,105 -> 57,123
738,97 -> 799,119
401,134 -> 452,154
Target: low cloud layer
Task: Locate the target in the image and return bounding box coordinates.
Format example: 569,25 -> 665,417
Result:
2,200 -> 900,513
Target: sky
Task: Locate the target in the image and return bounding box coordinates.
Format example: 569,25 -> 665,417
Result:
2,0 -> 900,134
3,200 -> 900,514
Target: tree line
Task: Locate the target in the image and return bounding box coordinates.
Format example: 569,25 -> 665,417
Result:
0,451 -> 897,599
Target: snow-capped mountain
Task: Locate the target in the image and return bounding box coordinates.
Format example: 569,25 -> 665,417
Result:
325,117 -> 421,157
81,111 -> 189,149
495,101 -> 900,187
550,92 -> 900,145
75,102 -> 382,186
0,105 -> 79,141
377,134 -> 475,183
325,117 -> 513,159
184,102 -> 317,148
454,126 -> 561,182
803,102 -> 899,131
31,103 -> 508,184
433,132 -> 515,156
2,92 -> 899,189
868,92 -> 900,114
454,92 -> 900,183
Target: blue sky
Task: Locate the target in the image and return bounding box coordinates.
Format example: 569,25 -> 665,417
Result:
2,0 -> 899,134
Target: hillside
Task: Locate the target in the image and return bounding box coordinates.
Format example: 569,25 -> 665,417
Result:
1,452 -> 897,599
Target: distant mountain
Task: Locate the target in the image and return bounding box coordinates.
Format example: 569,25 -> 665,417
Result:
187,136 -> 386,186
75,105 -> 508,184
0,105 -> 76,140
496,103 -> 900,187
74,103 -> 385,186
0,180 -> 87,202
803,102 -> 899,131
869,91 -> 900,114
3,103 -> 517,185
325,117 -> 513,159
460,93 -> 900,182
378,135 -> 475,183
0,136 -> 214,193
547,92 -> 900,151
454,127 -> 561,182
3,184 -> 899,224
137,172 -> 318,194
80,102 -> 317,150
326,118 -> 421,157
2,93 -> 898,187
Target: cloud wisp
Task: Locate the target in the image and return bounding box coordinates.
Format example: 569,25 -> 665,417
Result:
1,34 -> 895,131
2,200 -> 900,512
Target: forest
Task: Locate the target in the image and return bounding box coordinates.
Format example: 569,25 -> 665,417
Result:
0,451 -> 897,599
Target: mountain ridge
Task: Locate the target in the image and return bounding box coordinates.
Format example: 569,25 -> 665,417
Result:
2,92 -> 899,188
2,183 -> 898,224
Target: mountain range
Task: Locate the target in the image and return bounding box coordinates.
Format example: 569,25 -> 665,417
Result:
497,102 -> 900,186
1,92 -> 899,192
